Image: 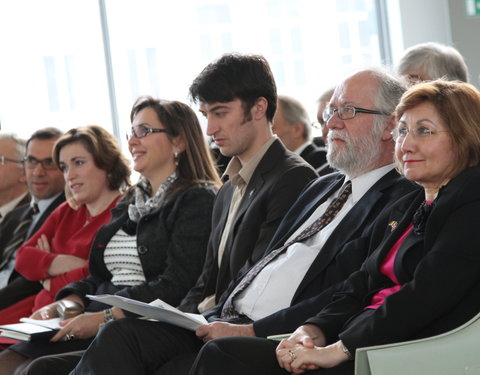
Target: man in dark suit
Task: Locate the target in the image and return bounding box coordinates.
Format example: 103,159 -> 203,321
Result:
177,54 -> 317,314
273,95 -> 330,175
0,128 -> 65,308
63,67 -> 418,375
0,134 -> 30,222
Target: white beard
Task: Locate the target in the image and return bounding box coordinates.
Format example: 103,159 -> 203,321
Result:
327,128 -> 382,178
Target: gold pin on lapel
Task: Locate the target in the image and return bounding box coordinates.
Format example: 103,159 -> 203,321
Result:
388,221 -> 398,231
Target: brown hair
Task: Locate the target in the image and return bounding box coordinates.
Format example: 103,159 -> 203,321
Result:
53,125 -> 131,190
395,80 -> 480,178
130,96 -> 221,196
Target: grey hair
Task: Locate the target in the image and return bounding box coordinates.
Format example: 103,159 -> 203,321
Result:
277,95 -> 312,140
398,42 -> 469,82
0,133 -> 27,159
318,87 -> 335,105
369,67 -> 408,133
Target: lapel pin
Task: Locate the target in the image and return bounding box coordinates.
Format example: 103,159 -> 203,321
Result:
388,221 -> 398,232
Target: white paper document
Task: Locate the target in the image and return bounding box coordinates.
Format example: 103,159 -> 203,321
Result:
19,317 -> 62,330
0,318 -> 62,341
87,294 -> 207,331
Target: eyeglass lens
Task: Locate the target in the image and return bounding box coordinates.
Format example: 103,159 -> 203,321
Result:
24,156 -> 56,169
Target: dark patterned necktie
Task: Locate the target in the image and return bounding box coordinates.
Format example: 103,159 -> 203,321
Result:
221,181 -> 352,319
0,204 -> 38,269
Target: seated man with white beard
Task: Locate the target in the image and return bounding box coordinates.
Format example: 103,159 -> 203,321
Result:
34,67 -> 421,375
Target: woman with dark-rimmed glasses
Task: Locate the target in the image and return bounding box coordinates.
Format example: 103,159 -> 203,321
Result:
0,97 -> 221,375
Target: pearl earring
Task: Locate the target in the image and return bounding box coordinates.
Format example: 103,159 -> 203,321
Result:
174,151 -> 179,166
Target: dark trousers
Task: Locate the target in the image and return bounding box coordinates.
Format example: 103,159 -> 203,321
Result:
71,318 -> 203,375
189,337 -> 354,375
0,276 -> 42,310
22,351 -> 84,375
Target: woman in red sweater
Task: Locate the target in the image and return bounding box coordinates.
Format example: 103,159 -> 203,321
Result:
0,125 -> 130,326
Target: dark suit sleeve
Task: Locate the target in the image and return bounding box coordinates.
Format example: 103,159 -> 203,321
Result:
253,279 -> 348,337
0,204 -> 29,259
308,198 -> 480,352
177,226 -> 219,313
178,188 -> 228,313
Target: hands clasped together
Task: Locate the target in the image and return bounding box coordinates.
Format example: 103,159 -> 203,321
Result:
275,325 -> 350,374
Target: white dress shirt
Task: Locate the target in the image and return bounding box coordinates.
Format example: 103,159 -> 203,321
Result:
235,164 -> 395,320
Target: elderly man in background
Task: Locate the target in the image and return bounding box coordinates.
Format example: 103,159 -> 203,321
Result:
397,41 -> 469,84
0,134 -> 29,222
273,95 -> 328,174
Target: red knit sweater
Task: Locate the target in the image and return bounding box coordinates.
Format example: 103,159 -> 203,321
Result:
0,197 -> 119,324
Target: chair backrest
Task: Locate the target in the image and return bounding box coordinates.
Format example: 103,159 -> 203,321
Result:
355,311 -> 480,375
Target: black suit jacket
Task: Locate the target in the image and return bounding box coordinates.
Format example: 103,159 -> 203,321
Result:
300,143 -> 327,170
178,140 -> 318,313
0,193 -> 65,270
307,166 -> 480,353
0,193 -> 65,309
0,193 -> 31,256
204,168 -> 419,336
300,143 -> 334,176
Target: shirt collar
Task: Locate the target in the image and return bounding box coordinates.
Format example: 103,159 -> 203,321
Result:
223,136 -> 277,188
33,192 -> 62,215
347,164 -> 395,204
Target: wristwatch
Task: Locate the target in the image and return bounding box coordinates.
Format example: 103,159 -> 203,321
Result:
103,308 -> 116,324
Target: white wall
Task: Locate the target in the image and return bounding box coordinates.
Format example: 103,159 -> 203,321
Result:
387,0 -> 480,88
448,0 -> 480,87
387,0 -> 452,65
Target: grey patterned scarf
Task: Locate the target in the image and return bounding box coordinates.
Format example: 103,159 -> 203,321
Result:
128,172 -> 177,222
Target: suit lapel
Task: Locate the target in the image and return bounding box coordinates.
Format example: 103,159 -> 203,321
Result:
221,141 -> 282,258
364,191 -> 424,281
299,188 -> 383,287
214,183 -> 237,280
217,140 -> 283,279
293,169 -> 403,296
270,176 -> 344,249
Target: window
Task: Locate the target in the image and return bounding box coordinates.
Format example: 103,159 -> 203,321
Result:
0,1 -> 111,138
0,0 -> 384,145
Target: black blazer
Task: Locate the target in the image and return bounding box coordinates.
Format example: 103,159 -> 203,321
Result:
300,143 -> 327,171
178,140 -> 318,313
0,193 -> 31,257
0,193 -> 65,274
57,184 -> 216,312
0,193 -> 65,309
205,169 -> 419,335
307,166 -> 480,353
